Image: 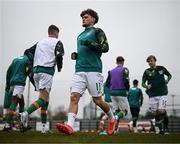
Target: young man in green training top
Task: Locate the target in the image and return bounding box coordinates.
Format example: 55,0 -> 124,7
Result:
20,25 -> 64,133
3,44 -> 36,132
142,55 -> 172,134
56,9 -> 116,135
128,79 -> 143,133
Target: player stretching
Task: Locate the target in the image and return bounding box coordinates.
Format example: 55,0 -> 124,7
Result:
3,44 -> 36,132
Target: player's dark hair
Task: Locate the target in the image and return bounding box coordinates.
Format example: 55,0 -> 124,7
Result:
133,79 -> 138,86
116,56 -> 124,63
48,25 -> 59,35
146,55 -> 156,62
80,9 -> 99,24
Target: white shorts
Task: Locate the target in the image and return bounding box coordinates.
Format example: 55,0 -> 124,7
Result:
34,73 -> 53,93
111,96 -> 129,111
11,86 -> 25,98
70,72 -> 103,97
149,95 -> 167,112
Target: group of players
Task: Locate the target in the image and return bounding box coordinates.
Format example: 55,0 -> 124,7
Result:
98,55 -> 171,135
2,8 -> 172,136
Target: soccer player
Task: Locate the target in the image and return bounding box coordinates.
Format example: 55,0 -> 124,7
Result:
142,55 -> 172,134
3,44 -> 36,132
128,79 -> 143,133
20,25 -> 64,133
56,9 -> 116,135
106,56 -> 130,126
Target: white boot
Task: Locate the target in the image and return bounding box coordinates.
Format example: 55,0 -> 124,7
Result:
133,127 -> 138,133
41,123 -> 49,133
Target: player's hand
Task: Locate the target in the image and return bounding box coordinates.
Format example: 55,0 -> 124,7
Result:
165,80 -> 169,84
147,84 -> 152,89
71,52 -> 78,60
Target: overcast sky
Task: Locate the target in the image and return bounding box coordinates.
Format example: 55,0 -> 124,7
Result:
0,0 -> 180,118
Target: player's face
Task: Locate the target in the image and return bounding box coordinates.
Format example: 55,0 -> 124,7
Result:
147,58 -> 156,68
54,31 -> 59,39
82,14 -> 95,27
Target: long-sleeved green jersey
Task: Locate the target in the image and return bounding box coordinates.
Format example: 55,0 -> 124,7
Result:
6,55 -> 30,89
142,65 -> 172,97
75,27 -> 109,73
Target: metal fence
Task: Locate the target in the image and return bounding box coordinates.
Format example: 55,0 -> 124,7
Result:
27,118 -> 180,132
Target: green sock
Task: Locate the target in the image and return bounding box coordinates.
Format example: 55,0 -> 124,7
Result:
41,102 -> 49,123
27,98 -> 44,114
116,110 -> 128,120
116,111 -> 124,119
6,103 -> 17,123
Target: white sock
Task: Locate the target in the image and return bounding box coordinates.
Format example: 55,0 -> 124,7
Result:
4,123 -> 10,128
23,111 -> 28,117
67,113 -> 76,129
106,109 -> 114,121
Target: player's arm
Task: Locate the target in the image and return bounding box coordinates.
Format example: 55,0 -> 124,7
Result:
142,70 -> 148,89
139,89 -> 144,106
24,43 -> 37,61
25,62 -> 36,89
105,71 -> 111,88
163,66 -> 172,84
5,64 -> 12,91
55,41 -> 64,72
123,67 -> 130,90
83,28 -> 109,53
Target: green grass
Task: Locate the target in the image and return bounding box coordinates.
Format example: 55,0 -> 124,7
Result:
0,131 -> 180,143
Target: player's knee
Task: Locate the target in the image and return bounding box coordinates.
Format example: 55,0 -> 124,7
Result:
70,93 -> 80,104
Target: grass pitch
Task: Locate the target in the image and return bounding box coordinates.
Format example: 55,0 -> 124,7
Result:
0,131 -> 180,143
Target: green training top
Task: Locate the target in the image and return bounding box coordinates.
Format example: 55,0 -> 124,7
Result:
128,87 -> 143,108
142,65 -> 172,97
75,27 -> 109,73
6,55 -> 29,87
103,83 -> 112,103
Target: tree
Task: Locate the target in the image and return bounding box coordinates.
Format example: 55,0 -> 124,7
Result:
52,105 -> 67,120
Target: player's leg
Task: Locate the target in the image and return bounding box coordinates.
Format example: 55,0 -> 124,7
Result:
20,73 -> 51,128
158,95 -> 169,134
87,72 -> 116,135
132,108 -> 140,133
149,97 -> 160,134
98,113 -> 108,133
3,90 -> 13,130
115,97 -> 128,120
18,95 -> 25,113
56,72 -> 85,135
4,86 -> 24,131
40,96 -> 49,133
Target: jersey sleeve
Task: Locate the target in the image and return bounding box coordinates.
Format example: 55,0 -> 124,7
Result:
123,67 -> 130,90
142,70 -> 148,88
25,62 -> 36,89
5,64 -> 12,91
84,28 -> 109,53
55,41 -> 65,72
162,66 -> 172,82
105,71 -> 111,88
139,88 -> 143,106
24,43 -> 37,63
